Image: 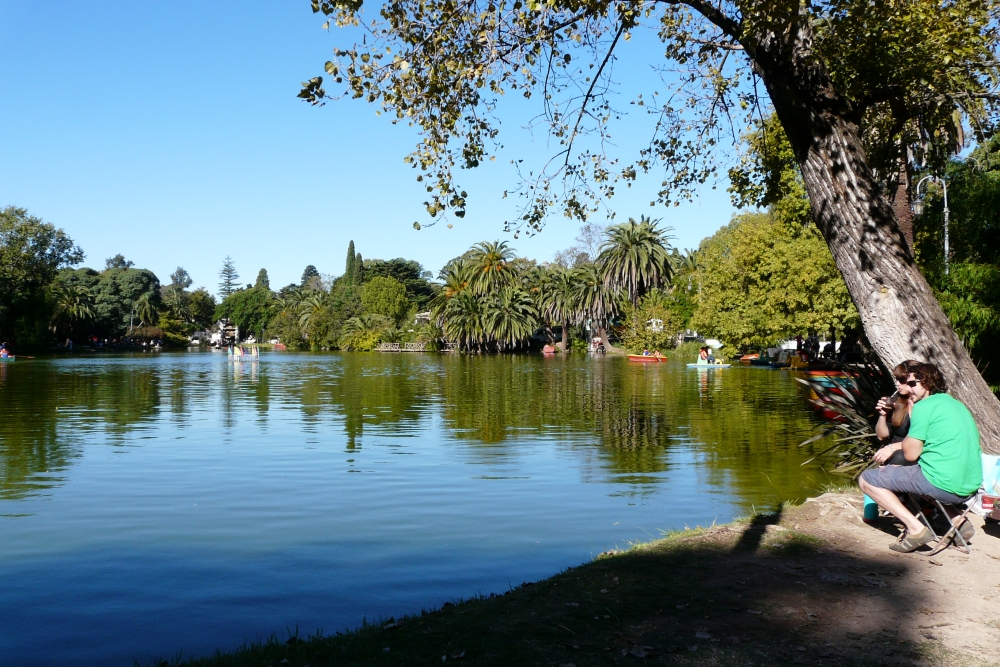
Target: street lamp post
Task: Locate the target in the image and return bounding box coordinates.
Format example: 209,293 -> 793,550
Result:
912,175 -> 950,275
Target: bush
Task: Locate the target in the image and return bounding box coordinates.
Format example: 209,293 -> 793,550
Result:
268,309 -> 307,349
158,318 -> 193,348
339,328 -> 382,351
617,290 -> 684,354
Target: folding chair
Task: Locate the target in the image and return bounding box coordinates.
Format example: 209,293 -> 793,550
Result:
903,493 -> 975,556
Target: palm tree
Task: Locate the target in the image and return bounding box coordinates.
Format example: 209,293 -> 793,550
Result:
670,248 -> 701,295
339,313 -> 392,350
597,216 -> 674,305
671,248 -> 700,275
162,285 -> 191,322
442,290 -> 486,351
542,266 -> 578,351
483,286 -> 539,351
414,322 -> 444,349
430,259 -> 475,320
49,282 -> 95,338
523,264 -> 554,342
297,293 -> 325,334
573,264 -> 621,352
381,326 -> 404,343
468,240 -> 517,294
134,293 -> 159,329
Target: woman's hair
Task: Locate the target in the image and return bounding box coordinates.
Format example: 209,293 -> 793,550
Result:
913,362 -> 947,394
892,359 -> 922,384
890,393 -> 910,428
888,360 -> 922,427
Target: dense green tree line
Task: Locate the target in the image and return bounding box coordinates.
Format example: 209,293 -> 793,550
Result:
218,242 -> 440,350
432,219 -> 676,353
0,206 -> 216,350
214,220 -> 680,353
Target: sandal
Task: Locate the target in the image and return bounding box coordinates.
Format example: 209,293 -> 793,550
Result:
889,526 -> 934,553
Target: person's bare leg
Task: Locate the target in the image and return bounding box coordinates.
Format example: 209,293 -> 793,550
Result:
859,477 -> 925,534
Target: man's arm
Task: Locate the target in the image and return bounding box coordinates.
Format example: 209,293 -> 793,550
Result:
901,436 -> 924,462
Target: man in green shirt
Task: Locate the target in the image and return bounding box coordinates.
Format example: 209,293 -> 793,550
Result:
859,362 -> 983,552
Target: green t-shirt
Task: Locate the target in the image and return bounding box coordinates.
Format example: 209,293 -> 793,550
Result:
909,393 -> 983,496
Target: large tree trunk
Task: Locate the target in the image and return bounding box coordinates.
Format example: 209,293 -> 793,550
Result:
745,8 -> 1000,454
597,325 -> 621,355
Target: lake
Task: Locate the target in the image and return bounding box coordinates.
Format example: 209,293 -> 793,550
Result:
0,351 -> 836,666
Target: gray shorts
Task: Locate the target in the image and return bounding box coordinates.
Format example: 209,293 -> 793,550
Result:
860,464 -> 971,505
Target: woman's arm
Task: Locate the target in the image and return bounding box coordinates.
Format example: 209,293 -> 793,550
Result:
874,396 -> 892,440
875,414 -> 890,440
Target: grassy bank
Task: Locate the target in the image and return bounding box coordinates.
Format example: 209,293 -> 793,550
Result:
170,495 -> 998,667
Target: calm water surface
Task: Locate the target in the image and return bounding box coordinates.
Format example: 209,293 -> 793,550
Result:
0,351 -> 835,666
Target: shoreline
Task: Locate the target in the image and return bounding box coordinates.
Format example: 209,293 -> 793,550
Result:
175,492 -> 1000,667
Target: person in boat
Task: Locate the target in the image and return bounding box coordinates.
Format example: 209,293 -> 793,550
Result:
872,360 -> 922,465
859,362 -> 983,552
0,343 -> 8,359
652,350 -> 662,358
642,349 -> 651,356
698,346 -> 715,364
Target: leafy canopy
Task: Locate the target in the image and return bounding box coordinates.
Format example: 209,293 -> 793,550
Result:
362,257 -> 436,307
216,286 -> 276,339
0,206 -> 84,328
303,0 -> 1000,229
691,212 -> 859,348
92,268 -> 161,333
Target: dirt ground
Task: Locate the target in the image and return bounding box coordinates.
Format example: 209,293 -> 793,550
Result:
745,491 -> 1000,663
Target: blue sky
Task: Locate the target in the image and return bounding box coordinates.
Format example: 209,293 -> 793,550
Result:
0,2 -> 737,296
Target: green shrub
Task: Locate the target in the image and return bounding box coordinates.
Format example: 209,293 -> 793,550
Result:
339,328 -> 382,351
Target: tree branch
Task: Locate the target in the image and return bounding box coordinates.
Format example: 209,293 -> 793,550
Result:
657,0 -> 742,40
564,18 -> 627,166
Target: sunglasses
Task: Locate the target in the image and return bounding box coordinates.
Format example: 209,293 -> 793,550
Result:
896,379 -> 920,387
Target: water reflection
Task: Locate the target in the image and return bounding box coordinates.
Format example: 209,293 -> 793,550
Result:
0,352 -> 829,505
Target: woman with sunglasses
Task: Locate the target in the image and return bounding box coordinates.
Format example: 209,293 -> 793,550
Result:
871,360 -> 922,465
859,362 -> 984,552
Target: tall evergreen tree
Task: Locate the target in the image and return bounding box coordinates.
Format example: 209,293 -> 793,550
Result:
300,264 -> 319,287
345,240 -> 356,283
255,268 -> 270,289
218,256 -> 239,299
353,253 -> 364,284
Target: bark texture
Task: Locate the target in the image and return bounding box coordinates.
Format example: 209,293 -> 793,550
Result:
742,6 -> 1000,454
